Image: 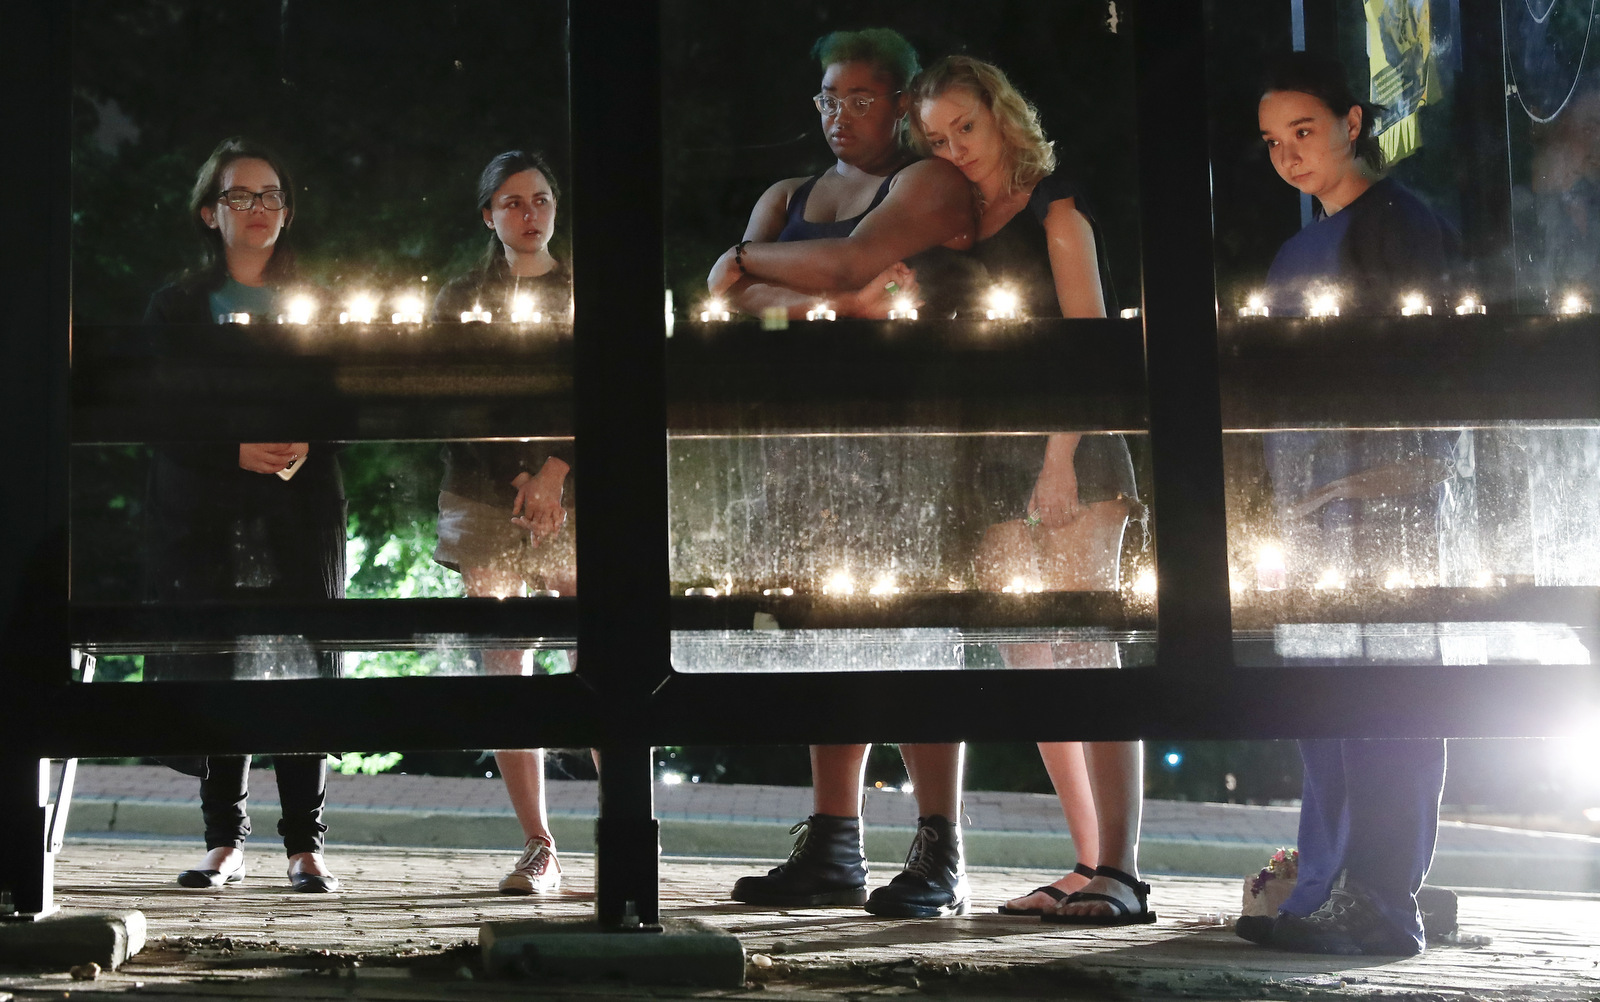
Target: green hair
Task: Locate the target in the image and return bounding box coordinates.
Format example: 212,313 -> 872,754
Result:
812,28 -> 920,91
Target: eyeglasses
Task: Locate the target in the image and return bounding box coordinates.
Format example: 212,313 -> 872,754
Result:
218,187 -> 288,211
812,92 -> 896,118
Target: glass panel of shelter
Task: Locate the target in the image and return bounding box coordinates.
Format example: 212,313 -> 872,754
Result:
1210,2 -> 1600,669
659,1 -> 1155,673
68,0 -> 576,680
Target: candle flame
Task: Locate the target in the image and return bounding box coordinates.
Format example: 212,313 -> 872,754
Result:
1133,570 -> 1157,596
1314,568 -> 1346,590
822,570 -> 855,596
285,295 -> 316,324
867,574 -> 899,596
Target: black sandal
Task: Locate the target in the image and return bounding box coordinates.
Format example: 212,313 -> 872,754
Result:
1040,865 -> 1157,926
997,862 -> 1096,916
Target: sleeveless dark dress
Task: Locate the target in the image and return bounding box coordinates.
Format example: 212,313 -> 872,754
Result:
968,172 -> 1137,522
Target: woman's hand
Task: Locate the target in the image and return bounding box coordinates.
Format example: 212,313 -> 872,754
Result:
1026,472 -> 1084,528
707,245 -> 742,296
845,262 -> 919,319
239,442 -> 305,475
510,458 -> 570,544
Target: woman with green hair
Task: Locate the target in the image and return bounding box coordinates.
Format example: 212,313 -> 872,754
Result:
717,27 -> 980,920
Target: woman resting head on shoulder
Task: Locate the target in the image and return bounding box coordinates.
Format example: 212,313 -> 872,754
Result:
909,55 -> 1107,320
431,149 -> 570,323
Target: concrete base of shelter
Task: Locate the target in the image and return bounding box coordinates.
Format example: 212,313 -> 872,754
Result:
66,800 -> 1600,894
0,910 -> 144,971
481,916 -> 744,987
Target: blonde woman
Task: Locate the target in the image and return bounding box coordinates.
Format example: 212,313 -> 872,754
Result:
910,55 -> 1151,925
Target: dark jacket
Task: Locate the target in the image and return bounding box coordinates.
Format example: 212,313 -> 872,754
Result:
141,280 -> 346,679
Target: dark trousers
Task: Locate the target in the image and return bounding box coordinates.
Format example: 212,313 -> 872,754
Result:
1280,738 -> 1446,949
201,754 -> 328,856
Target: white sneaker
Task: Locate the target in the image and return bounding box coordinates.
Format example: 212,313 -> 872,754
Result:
499,836 -> 561,895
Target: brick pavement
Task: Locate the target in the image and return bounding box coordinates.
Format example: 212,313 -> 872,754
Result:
1,837 -> 1598,1001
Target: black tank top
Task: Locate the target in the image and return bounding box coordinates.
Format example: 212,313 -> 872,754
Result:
776,164 -> 908,242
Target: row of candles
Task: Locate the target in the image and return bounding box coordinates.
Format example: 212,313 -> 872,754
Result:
1238,290 -> 1592,318
1248,541 -> 1495,592
698,286 -> 1143,323
219,290 -> 559,326
679,568 -> 1163,598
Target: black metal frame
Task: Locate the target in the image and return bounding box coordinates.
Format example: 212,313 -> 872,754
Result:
4,0 -> 1598,925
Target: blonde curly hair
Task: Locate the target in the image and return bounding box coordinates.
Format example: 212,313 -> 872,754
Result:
908,55 -> 1056,202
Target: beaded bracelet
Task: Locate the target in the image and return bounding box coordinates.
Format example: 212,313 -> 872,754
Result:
733,239 -> 751,275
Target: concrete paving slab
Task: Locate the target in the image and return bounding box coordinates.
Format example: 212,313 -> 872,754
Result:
0,910 -> 144,971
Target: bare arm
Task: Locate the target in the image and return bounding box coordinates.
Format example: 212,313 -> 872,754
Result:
731,158 -> 975,292
1287,459 -> 1451,520
1029,198 -> 1108,525
1043,197 -> 1106,320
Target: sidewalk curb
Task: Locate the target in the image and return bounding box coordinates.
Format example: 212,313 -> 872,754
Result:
67,800 -> 1599,891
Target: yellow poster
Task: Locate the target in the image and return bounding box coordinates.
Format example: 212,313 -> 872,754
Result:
1366,0 -> 1443,164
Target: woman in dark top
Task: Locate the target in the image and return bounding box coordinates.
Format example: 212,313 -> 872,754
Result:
142,136 -> 343,893
429,150 -> 573,896
908,55 -> 1152,926
718,28 -> 982,922
1236,52 -> 1458,957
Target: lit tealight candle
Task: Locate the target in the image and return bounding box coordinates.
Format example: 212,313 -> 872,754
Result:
1382,569 -> 1416,590
391,295 -> 424,325
460,302 -> 492,323
985,287 -> 1019,320
1001,576 -> 1043,595
1307,292 -> 1340,318
822,570 -> 855,596
1314,567 -> 1346,590
282,295 -> 316,325
867,574 -> 899,597
683,587 -> 720,597
1400,293 -> 1431,316
887,297 -> 918,321
760,587 -> 795,597
221,312 -> 251,325
1132,570 -> 1157,596
1119,307 -> 1142,319
1238,293 -> 1269,318
1560,292 -> 1591,315
1471,569 -> 1495,588
1255,542 -> 1286,591
806,303 -> 837,321
699,298 -> 732,323
1455,295 -> 1486,315
510,293 -> 543,324
339,293 -> 376,325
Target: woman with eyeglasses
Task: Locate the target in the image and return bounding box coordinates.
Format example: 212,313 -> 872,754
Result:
142,136 -> 344,893
905,54 -> 1151,927
705,28 -> 975,317
720,28 -> 982,922
428,149 -> 575,897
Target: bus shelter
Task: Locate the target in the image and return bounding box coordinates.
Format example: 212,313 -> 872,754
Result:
3,0 -> 1598,937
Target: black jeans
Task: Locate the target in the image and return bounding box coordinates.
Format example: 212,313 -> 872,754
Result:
201,754 -> 327,856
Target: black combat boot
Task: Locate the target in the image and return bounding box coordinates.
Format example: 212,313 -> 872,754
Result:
731,813 -> 868,906
863,814 -> 970,917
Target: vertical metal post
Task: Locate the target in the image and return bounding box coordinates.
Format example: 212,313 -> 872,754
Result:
1131,1 -> 1235,675
1455,0 -> 1516,307
0,0 -> 69,923
568,2 -> 668,929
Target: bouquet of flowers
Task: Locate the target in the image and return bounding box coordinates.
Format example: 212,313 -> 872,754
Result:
1241,848 -> 1299,916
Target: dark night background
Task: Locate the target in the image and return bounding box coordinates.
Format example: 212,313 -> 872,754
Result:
65,0 -> 1595,817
